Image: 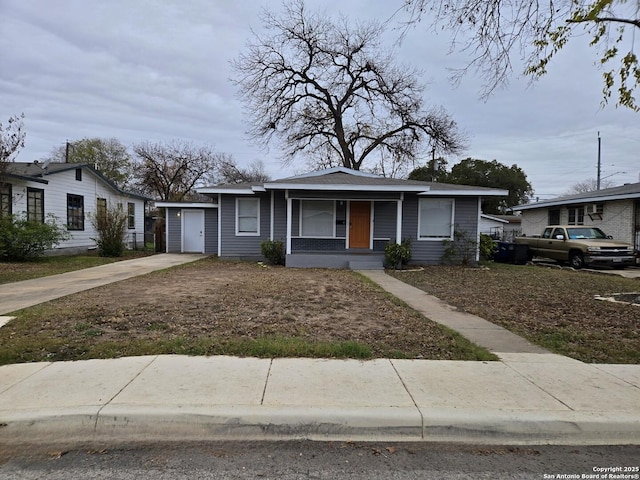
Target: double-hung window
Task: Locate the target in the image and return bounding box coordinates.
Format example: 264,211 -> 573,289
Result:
568,206 -> 584,225
127,202 -> 135,229
67,194 -> 84,230
300,200 -> 335,237
0,184 -> 11,217
236,197 -> 259,235
418,198 -> 454,240
96,198 -> 107,223
27,188 -> 44,223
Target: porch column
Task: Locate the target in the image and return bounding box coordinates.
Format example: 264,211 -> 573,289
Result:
286,193 -> 292,255
396,194 -> 403,244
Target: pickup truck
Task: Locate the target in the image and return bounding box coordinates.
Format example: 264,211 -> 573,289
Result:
514,225 -> 636,269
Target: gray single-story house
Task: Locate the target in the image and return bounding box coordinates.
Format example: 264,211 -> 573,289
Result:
511,182 -> 640,251
156,167 -> 507,268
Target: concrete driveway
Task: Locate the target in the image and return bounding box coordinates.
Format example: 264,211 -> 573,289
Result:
0,254 -> 207,316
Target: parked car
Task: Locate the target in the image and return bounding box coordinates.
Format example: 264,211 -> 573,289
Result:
514,226 -> 636,269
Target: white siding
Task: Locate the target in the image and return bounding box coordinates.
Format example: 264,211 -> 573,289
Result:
520,200 -> 635,244
8,168 -> 145,251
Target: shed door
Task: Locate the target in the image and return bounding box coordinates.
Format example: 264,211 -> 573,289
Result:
183,210 -> 204,253
349,201 -> 371,249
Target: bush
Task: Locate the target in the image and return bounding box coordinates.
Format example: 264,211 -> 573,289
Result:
384,238 -> 412,269
479,234 -> 497,260
0,213 -> 70,261
441,229 -> 477,265
261,239 -> 285,265
91,204 -> 127,257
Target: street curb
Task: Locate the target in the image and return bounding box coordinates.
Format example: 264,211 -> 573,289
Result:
2,407 -> 639,446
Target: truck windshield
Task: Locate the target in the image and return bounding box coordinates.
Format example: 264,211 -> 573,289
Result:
566,228 -> 607,239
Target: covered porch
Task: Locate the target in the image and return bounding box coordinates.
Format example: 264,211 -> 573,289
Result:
282,194 -> 403,269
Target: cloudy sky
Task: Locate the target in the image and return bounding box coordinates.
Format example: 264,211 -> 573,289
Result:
2,0 -> 638,200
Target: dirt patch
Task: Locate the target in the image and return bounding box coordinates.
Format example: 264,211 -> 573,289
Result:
0,258 -> 490,363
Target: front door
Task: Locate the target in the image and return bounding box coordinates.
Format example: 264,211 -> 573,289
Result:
183,210 -> 204,253
349,201 -> 371,249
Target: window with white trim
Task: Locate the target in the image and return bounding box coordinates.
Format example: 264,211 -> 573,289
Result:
127,202 -> 135,229
27,188 -> 44,223
236,197 -> 259,235
0,184 -> 11,218
568,206 -> 585,225
418,198 -> 454,240
300,200 -> 335,237
67,194 -> 84,231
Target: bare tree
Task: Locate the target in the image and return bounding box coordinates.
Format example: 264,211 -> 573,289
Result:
566,178 -> 615,194
232,0 -> 465,176
217,155 -> 271,184
400,0 -> 640,111
133,141 -> 221,201
0,113 -> 26,179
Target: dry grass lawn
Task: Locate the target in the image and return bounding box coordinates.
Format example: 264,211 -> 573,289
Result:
0,258 -> 493,364
389,263 -> 640,364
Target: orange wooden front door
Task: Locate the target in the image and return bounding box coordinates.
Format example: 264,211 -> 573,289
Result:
349,201 -> 371,249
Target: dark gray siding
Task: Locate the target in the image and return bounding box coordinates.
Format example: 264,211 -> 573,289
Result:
166,208 -> 182,253
220,193 -> 271,257
453,197 -> 479,237
272,191 -> 287,241
373,201 -> 396,240
204,208 -> 218,254
166,207 -> 219,254
402,194 -> 480,264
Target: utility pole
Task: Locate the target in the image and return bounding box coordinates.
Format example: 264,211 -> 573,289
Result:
597,132 -> 601,190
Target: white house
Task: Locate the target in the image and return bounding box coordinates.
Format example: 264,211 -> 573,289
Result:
1,162 -> 148,254
511,182 -> 640,250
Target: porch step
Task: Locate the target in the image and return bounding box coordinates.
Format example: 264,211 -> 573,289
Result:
348,260 -> 384,270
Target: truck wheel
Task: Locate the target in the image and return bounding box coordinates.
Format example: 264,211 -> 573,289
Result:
569,252 -> 585,269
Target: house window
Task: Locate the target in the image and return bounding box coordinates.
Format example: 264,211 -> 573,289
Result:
300,200 -> 335,237
127,202 -> 135,229
418,198 -> 454,239
75,168 -> 82,181
67,194 -> 84,230
97,198 -> 107,222
0,184 -> 11,217
568,206 -> 585,225
548,209 -> 560,225
27,188 -> 44,223
236,197 -> 259,235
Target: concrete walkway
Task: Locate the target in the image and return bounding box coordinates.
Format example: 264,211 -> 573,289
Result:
359,270 -> 547,354
0,257 -> 639,446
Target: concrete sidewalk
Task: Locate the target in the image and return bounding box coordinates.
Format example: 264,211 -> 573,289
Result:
0,253 -> 207,315
0,258 -> 639,446
1,354 -> 639,446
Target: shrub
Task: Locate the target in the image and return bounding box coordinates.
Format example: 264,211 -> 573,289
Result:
441,229 -> 478,265
91,203 -> 127,257
479,233 -> 497,261
261,239 -> 285,265
384,238 -> 412,269
0,213 -> 70,261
